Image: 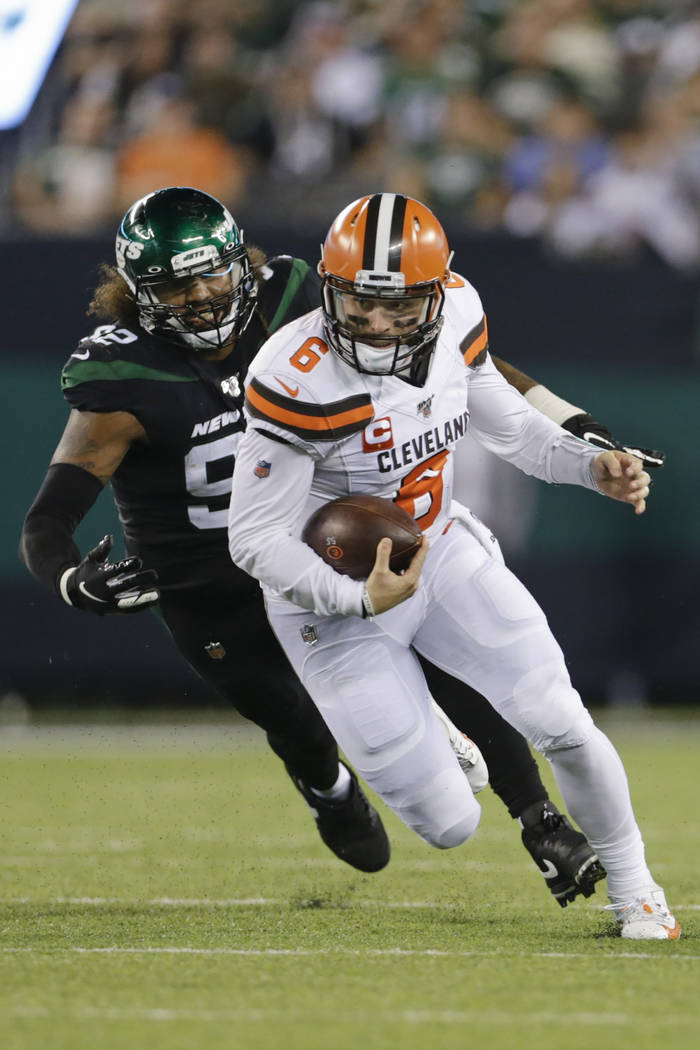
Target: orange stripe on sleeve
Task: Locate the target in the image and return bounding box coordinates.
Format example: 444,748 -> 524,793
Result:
462,315 -> 489,366
246,383 -> 374,435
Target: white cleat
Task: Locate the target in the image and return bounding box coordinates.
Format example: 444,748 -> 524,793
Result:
607,886 -> 681,940
431,699 -> 489,794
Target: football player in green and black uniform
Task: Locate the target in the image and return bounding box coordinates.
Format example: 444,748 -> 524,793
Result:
20,187 -> 391,874
19,187 -> 664,902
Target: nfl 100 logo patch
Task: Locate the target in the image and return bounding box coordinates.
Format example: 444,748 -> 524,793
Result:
417,395 -> 434,418
254,460 -> 271,479
220,375 -> 241,399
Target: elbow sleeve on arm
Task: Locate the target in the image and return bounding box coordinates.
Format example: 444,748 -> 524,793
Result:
19,463 -> 104,592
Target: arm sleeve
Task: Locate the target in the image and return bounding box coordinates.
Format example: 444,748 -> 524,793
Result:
18,463 -> 104,592
467,355 -> 601,490
228,429 -> 365,617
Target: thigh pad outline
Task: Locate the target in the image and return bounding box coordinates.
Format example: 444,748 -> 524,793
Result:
499,661 -> 595,753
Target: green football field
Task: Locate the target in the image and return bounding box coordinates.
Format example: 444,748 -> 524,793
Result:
0,708 -> 697,1050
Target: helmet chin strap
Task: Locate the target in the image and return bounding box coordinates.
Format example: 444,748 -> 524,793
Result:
333,323 -> 439,386
353,340 -> 401,374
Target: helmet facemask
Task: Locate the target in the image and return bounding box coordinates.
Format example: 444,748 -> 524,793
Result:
321,270 -> 445,382
115,187 -> 257,354
319,193 -> 451,385
135,247 -> 256,353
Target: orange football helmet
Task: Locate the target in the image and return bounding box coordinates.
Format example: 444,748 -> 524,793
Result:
319,193 -> 452,382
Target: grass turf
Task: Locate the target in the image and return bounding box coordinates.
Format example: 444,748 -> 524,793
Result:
0,709 -> 697,1050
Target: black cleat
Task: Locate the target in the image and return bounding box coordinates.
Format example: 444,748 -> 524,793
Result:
288,762 -> 390,873
520,801 -> 606,907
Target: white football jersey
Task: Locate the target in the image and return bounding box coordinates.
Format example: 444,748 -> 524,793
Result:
243,273 -> 488,533
229,272 -> 599,617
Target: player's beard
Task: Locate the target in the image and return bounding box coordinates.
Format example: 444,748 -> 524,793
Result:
171,289 -> 249,351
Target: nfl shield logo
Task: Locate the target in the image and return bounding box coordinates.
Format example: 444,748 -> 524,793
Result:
254,460 -> 271,479
300,624 -> 318,646
417,395 -> 434,418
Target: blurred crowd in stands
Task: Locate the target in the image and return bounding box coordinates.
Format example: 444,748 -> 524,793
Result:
3,0 -> 700,269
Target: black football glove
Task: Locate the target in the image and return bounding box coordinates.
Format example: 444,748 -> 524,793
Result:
561,412 -> 666,469
61,535 -> 160,615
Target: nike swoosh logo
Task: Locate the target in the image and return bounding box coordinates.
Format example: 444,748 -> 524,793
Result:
78,581 -> 108,603
71,349 -> 91,360
275,377 -> 299,398
539,859 -> 559,880
582,431 -> 612,447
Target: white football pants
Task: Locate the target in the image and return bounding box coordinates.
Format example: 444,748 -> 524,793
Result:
268,521 -> 652,896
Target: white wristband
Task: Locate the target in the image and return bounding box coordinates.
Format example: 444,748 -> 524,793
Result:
361,586 -> 375,619
58,567 -> 76,606
524,384 -> 584,427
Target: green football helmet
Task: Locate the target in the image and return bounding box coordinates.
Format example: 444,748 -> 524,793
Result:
115,186 -> 256,352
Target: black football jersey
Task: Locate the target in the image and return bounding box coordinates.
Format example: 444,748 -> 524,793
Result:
61,256 -> 319,592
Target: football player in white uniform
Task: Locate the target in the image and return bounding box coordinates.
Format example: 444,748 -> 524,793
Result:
228,193 -> 678,940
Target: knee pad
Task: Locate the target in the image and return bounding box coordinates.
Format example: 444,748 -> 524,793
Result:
502,661 -> 595,753
540,704 -> 595,753
432,809 -> 482,850
394,767 -> 481,849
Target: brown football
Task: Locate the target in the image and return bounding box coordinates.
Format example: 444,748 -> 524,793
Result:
301,494 -> 423,580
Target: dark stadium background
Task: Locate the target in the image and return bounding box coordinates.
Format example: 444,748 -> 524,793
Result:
2,1 -> 699,711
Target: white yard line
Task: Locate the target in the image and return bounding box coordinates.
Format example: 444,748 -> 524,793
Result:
6,1005 -> 693,1026
2,896 -> 698,910
1,946 -> 698,961
0,895 -> 492,907
0,853 -> 688,875
0,856 -> 559,871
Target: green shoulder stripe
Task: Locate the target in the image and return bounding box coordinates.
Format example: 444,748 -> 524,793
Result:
61,358 -> 197,390
267,259 -> 311,334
